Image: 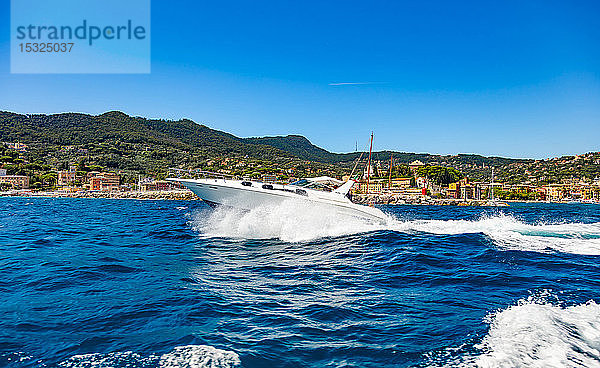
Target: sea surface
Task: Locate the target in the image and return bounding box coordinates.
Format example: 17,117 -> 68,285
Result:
1,198 -> 600,368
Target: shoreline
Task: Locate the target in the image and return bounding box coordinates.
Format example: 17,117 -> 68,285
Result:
2,190 -> 597,205
353,193 -> 599,206
0,190 -> 198,200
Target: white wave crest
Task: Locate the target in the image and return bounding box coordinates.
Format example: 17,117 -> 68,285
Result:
59,351 -> 149,367
190,201 -> 600,254
190,200 -> 391,242
59,345 -> 240,368
465,295 -> 600,367
399,214 -> 600,255
159,345 -> 241,368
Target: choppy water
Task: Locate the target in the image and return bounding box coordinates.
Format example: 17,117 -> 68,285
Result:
1,198 -> 599,368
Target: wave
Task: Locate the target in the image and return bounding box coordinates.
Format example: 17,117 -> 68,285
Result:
58,345 -> 240,368
399,214 -> 600,255
462,294 -> 600,367
190,200 -> 391,242
159,345 -> 240,368
190,202 -> 600,254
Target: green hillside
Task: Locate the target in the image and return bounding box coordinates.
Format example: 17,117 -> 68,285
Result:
244,135 -> 335,163
0,111 -> 290,158
0,111 -> 342,186
1,110 -> 598,186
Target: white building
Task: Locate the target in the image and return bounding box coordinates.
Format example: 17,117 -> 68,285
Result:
363,164 -> 375,179
58,167 -> 77,186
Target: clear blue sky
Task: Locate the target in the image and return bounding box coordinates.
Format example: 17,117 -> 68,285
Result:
1,0 -> 599,158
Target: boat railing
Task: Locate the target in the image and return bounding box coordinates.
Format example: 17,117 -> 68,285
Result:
168,168 -> 239,181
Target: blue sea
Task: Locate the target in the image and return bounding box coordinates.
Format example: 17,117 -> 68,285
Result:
1,198 -> 600,368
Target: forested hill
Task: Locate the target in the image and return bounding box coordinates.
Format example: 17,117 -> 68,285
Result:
0,111 -> 291,159
244,135 -> 335,163
2,110 -> 599,184
0,110 -> 527,166
243,132 -> 532,170
13,110 -> 598,184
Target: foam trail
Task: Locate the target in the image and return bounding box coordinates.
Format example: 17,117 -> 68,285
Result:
191,202 -> 600,254
58,345 -> 240,368
463,295 -> 600,367
159,345 -> 241,368
397,214 -> 600,255
191,200 -> 391,242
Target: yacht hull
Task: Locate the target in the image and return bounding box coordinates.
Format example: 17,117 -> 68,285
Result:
168,178 -> 387,223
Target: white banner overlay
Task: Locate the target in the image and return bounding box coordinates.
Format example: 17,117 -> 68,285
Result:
11,0 -> 151,73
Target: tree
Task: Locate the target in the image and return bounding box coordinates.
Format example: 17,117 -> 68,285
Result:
41,172 -> 57,187
416,165 -> 464,186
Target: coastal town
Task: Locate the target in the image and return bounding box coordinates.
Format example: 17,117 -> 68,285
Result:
2,141 -> 599,204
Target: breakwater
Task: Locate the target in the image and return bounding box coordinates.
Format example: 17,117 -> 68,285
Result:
1,190 -> 198,200
353,193 -> 505,206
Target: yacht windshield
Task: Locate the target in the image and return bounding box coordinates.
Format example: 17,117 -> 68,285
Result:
290,179 -> 310,187
290,179 -> 334,192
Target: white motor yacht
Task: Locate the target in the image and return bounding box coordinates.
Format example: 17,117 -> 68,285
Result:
167,175 -> 388,223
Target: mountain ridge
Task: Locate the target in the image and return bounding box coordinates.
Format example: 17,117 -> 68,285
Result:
1,110 -> 598,184
0,110 -> 534,163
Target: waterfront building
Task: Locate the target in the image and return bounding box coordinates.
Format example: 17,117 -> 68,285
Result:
544,184 -> 566,201
262,174 -> 277,183
90,173 -> 120,191
447,182 -> 460,199
513,184 -> 535,194
415,176 -> 429,189
536,187 -> 547,201
581,185 -> 600,201
404,188 -> 427,197
388,177 -> 411,192
474,184 -> 482,200
86,171 -> 101,184
0,175 -> 29,189
363,165 -> 375,179
460,185 -> 474,200
3,142 -> 28,152
408,160 -> 425,172
57,168 -> 77,186
357,180 -> 383,194
141,180 -> 182,191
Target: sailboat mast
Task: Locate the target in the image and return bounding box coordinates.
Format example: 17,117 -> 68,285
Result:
490,166 -> 494,201
388,154 -> 393,190
366,132 -> 373,194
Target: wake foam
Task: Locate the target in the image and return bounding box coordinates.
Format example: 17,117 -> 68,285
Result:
462,294 -> 600,367
190,202 -> 600,254
159,345 -> 241,368
58,345 -> 240,368
190,200 -> 391,242
400,214 -> 600,255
